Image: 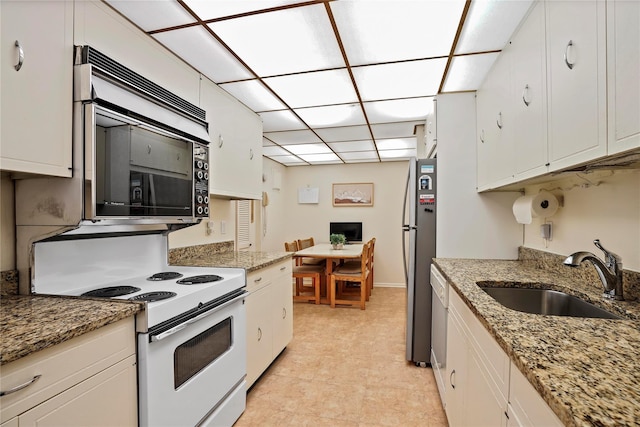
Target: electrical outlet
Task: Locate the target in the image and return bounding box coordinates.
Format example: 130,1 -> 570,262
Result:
206,221 -> 214,236
220,221 -> 226,234
541,222 -> 552,240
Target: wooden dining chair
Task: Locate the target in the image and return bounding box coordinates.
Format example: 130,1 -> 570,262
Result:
329,240 -> 371,310
285,240 -> 323,304
368,237 -> 376,296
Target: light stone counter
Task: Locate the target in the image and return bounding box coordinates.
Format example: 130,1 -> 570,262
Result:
433,257 -> 640,427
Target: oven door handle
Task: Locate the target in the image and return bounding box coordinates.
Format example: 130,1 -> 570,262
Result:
150,291 -> 246,342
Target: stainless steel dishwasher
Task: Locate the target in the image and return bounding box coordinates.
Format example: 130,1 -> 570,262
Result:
430,264 -> 448,407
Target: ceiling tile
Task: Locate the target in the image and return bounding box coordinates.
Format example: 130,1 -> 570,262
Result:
208,3 -> 344,76
364,97 -> 434,123
456,0 -> 534,54
263,69 -> 358,108
328,140 -> 376,153
184,0 -> 296,20
330,0 -> 466,65
443,53 -> 500,92
153,26 -> 253,82
297,153 -> 342,164
220,80 -> 286,111
263,129 -> 322,145
284,143 -> 332,155
371,122 -> 423,139
379,148 -> 417,161
262,137 -> 276,146
294,104 -> 366,128
353,59 -> 448,101
315,125 -> 371,142
259,110 -> 306,132
267,154 -> 307,166
376,137 -> 417,151
340,151 -> 381,162
105,1 -> 195,31
262,146 -> 292,156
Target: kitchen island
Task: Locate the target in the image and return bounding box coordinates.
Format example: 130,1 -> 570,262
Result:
433,255 -> 640,427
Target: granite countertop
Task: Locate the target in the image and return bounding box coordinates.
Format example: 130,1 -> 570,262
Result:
170,249 -> 292,273
433,258 -> 640,427
0,295 -> 142,365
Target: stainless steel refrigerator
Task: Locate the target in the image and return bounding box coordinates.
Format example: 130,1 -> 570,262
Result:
402,157 -> 436,366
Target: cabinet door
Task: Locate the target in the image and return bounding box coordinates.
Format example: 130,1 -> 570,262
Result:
0,1 -> 73,177
607,0 -> 640,154
508,362 -> 563,427
271,271 -> 293,356
546,0 -> 607,170
445,305 -> 467,427
245,285 -> 274,387
466,347 -> 508,427
18,355 -> 137,427
511,1 -> 548,180
200,78 -> 263,200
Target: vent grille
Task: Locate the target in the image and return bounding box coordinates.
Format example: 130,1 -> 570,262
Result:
78,46 -> 206,122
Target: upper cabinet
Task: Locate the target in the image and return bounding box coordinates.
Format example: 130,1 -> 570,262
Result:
200,77 -> 263,200
607,0 -> 640,155
545,0 -> 607,171
0,1 -> 74,177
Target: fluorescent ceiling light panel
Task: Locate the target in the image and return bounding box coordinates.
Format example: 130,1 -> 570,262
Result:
268,155 -> 307,166
339,151 -> 380,162
184,0 -> 294,20
262,146 -> 291,156
105,1 -> 195,31
259,110 -> 306,132
443,53 -> 500,92
208,4 -> 344,76
330,0 -> 465,65
298,153 -> 342,164
284,143 -> 332,155
315,125 -> 371,142
294,104 -> 366,128
220,80 -> 286,112
263,69 -> 358,108
371,122 -> 423,139
353,59 -> 447,101
153,26 -> 253,83
263,129 -> 322,145
376,138 -> 416,151
328,140 -> 376,153
379,148 -> 417,160
364,98 -> 434,123
456,0 -> 534,54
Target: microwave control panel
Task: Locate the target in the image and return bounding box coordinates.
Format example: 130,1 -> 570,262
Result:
194,143 -> 210,217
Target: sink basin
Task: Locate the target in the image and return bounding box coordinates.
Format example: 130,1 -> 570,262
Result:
478,284 -> 622,320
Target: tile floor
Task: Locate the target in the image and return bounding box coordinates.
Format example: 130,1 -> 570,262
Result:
234,287 -> 448,427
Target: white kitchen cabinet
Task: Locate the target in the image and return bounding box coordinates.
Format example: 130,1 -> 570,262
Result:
476,46 -> 514,191
73,1 -> 201,106
199,77 -> 263,200
446,289 -> 509,427
245,259 -> 293,388
0,317 -> 137,426
545,0 -> 607,171
507,361 -> 563,427
607,0 -> 640,155
510,1 -> 549,181
0,0 -> 73,177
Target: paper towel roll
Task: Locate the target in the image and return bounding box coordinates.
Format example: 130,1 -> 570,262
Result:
512,191 -> 559,224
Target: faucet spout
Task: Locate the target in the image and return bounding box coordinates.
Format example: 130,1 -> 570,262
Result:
563,240 -> 624,300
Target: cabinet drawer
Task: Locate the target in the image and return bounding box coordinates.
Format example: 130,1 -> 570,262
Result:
0,317 -> 135,423
247,260 -> 291,293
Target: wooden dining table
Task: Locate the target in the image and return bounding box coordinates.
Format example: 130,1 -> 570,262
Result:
293,243 -> 364,304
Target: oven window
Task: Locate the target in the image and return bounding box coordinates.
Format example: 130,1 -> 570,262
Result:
174,317 -> 232,389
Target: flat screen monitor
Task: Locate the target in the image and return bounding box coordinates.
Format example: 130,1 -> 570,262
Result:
329,222 -> 363,243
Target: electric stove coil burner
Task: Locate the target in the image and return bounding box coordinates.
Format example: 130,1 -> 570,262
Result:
129,291 -> 177,302
176,274 -> 224,285
147,272 -> 183,281
81,286 -> 141,298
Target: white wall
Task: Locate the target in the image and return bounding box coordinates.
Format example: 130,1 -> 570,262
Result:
262,159 -> 409,287
522,169 -> 640,272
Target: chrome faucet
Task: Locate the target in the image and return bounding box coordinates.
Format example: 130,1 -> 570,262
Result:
564,239 -> 624,300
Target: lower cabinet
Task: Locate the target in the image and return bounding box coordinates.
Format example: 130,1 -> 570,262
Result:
245,259 -> 293,388
0,317 -> 137,426
445,288 -> 562,427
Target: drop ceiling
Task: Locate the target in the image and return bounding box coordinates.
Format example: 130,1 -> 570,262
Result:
105,0 -> 534,166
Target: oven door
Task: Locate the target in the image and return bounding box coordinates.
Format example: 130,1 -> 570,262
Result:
137,291 -> 247,427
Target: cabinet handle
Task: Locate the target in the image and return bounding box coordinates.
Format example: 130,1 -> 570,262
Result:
280,266 -> 286,271
254,277 -> 262,283
522,84 -> 531,106
14,40 -> 24,71
450,369 -> 456,389
147,145 -> 152,154
496,112 -> 503,129
564,40 -> 575,70
479,129 -> 485,143
0,375 -> 41,396
218,134 -> 224,148
257,327 -> 262,341
249,148 -> 254,160
282,307 -> 286,319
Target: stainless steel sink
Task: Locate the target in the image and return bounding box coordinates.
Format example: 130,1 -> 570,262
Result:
478,284 -> 622,319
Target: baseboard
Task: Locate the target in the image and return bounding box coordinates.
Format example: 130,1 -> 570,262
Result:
373,282 -> 406,288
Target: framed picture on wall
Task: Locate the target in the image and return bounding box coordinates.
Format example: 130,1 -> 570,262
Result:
332,183 -> 374,207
